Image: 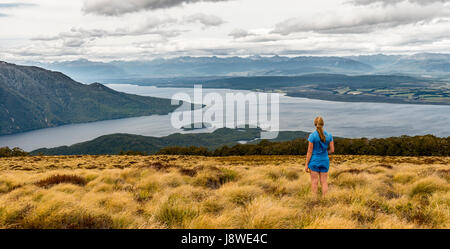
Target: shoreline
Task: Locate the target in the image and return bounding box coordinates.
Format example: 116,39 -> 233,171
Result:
111,83 -> 450,106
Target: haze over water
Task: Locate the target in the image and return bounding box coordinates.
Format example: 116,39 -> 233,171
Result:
0,84 -> 449,151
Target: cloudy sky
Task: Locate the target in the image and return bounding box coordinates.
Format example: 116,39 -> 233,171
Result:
1,0 -> 450,62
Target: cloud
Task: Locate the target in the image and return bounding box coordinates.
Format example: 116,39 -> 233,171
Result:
63,39 -> 87,48
184,13 -> 225,26
387,19 -> 450,46
4,0 -> 450,62
273,3 -> 450,35
32,17 -> 183,43
0,3 -> 36,8
228,30 -> 288,43
246,35 -> 286,43
349,0 -> 449,6
0,2 -> 36,17
82,0 -> 232,16
32,13 -> 224,46
228,28 -> 253,39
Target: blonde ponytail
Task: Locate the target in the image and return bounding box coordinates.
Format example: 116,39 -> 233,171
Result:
314,116 -> 326,142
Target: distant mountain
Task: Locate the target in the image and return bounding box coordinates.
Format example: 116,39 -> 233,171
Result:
33,56 -> 374,82
345,54 -> 401,68
31,128 -> 310,155
389,53 -> 450,75
0,61 -> 181,135
28,53 -> 450,84
348,53 -> 450,76
36,59 -> 126,83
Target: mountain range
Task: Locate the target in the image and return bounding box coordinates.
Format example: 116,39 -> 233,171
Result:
0,62 -> 181,136
346,53 -> 450,75
24,53 -> 450,83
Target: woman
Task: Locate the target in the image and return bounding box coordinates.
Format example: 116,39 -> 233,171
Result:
305,116 -> 334,197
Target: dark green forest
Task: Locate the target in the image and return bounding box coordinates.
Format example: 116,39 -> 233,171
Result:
158,135 -> 450,157
2,128 -> 448,157
0,147 -> 28,157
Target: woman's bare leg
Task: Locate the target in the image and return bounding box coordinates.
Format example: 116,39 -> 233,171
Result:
319,172 -> 328,197
310,171 -> 319,197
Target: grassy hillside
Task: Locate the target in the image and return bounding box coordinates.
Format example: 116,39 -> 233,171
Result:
0,155 -> 448,228
0,61 -> 181,135
32,128 -> 310,155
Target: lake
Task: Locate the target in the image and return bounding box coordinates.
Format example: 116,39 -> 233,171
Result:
0,84 -> 449,151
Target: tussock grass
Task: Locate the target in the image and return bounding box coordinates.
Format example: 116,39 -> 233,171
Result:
36,174 -> 86,188
193,167 -> 239,189
409,177 -> 448,197
220,184 -> 263,206
393,172 -> 416,184
0,155 -> 448,229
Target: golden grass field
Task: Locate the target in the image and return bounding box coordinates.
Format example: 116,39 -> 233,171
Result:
0,155 -> 448,229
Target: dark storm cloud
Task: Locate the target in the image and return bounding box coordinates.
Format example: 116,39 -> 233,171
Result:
82,0 -> 232,16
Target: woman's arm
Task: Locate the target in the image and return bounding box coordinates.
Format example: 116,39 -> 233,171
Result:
328,141 -> 335,154
305,142 -> 313,173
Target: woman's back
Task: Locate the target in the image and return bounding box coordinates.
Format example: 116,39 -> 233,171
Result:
308,130 -> 333,162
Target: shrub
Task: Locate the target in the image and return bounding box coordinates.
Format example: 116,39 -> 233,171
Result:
0,147 -> 28,157
119,150 -> 146,156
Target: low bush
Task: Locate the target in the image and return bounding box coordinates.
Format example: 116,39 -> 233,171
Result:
158,135 -> 450,157
0,147 -> 28,157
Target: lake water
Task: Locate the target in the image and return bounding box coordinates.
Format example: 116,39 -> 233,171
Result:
0,84 -> 449,151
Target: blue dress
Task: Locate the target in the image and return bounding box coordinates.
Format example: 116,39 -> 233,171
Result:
308,130 -> 333,173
